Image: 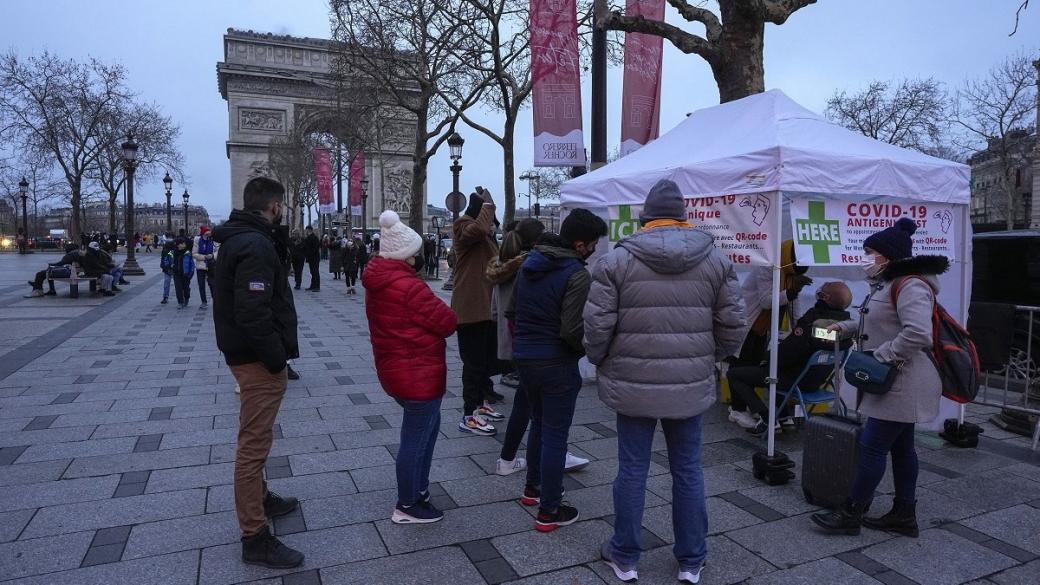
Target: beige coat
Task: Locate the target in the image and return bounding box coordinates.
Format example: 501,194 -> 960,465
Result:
450,203 -> 499,325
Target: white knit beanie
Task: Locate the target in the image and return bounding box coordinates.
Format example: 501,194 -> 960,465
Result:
378,210 -> 423,261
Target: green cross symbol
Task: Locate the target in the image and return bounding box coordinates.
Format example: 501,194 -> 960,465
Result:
609,205 -> 640,241
795,201 -> 841,263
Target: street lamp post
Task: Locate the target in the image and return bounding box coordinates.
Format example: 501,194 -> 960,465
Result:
18,177 -> 29,254
163,172 -> 173,233
360,178 -> 370,237
182,190 -> 190,233
447,132 -> 465,223
121,134 -> 145,275
519,171 -> 540,219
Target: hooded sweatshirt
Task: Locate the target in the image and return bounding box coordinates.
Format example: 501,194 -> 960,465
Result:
512,237 -> 591,363
583,226 -> 746,419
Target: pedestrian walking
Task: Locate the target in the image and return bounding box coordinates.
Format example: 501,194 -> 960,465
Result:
364,209 -> 458,523
288,230 -> 306,291
212,177 -> 303,568
811,218 -> 945,539
193,226 -> 218,308
512,209 -> 607,532
452,188 -> 504,436
584,180 -> 746,583
343,237 -> 361,294
169,237 -> 195,308
303,225 -> 321,291
159,233 -> 175,304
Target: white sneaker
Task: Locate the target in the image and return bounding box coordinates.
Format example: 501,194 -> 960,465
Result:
678,565 -> 704,584
564,452 -> 590,471
496,457 -> 527,476
601,550 -> 638,583
728,407 -> 759,429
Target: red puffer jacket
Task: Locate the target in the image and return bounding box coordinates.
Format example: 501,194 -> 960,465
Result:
363,256 -> 458,401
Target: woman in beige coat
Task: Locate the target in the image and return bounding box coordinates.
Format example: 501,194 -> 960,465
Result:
812,218 -> 945,539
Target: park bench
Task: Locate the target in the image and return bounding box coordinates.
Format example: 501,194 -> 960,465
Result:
47,263 -> 100,298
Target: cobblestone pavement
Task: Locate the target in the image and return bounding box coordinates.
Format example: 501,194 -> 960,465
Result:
0,252 -> 1039,585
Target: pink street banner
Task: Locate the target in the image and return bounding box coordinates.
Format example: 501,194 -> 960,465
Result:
620,0 -> 665,157
531,0 -> 585,167
348,151 -> 365,217
313,148 -> 335,214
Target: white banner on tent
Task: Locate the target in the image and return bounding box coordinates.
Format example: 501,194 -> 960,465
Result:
607,192 -> 780,266
789,195 -> 959,266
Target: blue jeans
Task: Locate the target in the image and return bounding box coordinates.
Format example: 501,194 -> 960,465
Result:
608,413 -> 707,571
110,266 -> 123,284
394,397 -> 442,508
162,272 -> 172,300
518,360 -> 581,514
500,379 -> 531,462
850,418 -> 918,506
196,270 -> 212,304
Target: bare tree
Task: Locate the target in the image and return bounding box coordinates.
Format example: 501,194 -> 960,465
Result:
826,79 -> 956,156
0,150 -> 63,238
602,0 -> 818,102
330,0 -> 487,233
1010,0 -> 1030,35
953,52 -> 1037,230
258,127 -> 318,232
0,52 -> 130,240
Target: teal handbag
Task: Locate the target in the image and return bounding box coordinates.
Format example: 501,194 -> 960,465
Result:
844,350 -> 897,395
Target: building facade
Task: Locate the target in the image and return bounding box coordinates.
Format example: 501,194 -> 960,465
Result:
41,203 -> 212,236
969,128 -> 1035,231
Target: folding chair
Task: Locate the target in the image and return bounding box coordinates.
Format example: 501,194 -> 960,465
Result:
776,349 -> 848,419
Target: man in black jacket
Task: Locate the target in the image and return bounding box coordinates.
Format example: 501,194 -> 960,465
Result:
212,177 -> 304,569
302,225 -> 320,291
24,244 -> 81,297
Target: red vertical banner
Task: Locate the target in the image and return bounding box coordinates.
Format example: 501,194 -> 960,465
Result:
620,0 -> 665,157
531,0 -> 585,167
313,148 -> 334,214
348,151 -> 365,217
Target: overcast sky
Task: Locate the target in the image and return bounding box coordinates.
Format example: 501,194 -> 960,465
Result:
4,0 -> 1037,221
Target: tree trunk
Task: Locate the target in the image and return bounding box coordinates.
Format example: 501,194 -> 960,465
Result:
409,104 -> 431,235
109,193 -> 118,235
712,4 -> 766,103
70,183 -> 82,242
502,117 -> 517,226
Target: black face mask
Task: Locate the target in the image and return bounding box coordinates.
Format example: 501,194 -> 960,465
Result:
412,253 -> 425,274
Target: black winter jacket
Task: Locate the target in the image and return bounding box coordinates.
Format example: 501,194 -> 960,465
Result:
212,210 -> 299,372
303,233 -> 320,261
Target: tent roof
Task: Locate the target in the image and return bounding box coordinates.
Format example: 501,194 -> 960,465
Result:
562,89 -> 970,207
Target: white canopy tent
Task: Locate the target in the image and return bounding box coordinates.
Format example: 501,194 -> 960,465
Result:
562,90 -> 972,460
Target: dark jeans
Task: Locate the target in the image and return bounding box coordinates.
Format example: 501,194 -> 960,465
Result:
31,270 -> 55,293
196,270 -> 213,304
345,267 -> 358,287
395,397 -> 441,507
457,321 -> 497,416
500,380 -> 531,461
850,418 -> 919,506
307,257 -> 320,289
519,359 -> 581,514
173,273 -> 192,305
727,366 -> 792,419
292,258 -> 305,288
607,413 -> 707,570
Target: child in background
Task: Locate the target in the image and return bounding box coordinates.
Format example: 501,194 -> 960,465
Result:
171,237 -> 196,309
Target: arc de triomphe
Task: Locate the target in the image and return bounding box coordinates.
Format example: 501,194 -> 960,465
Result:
216,28 -> 421,228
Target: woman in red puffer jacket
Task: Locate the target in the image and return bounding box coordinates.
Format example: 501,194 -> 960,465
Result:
363,210 -> 457,525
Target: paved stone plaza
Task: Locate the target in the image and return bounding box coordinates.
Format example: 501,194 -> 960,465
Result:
0,252 -> 1039,585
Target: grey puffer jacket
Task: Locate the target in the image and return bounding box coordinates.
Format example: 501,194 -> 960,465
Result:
583,226 -> 746,419
837,255 -> 948,424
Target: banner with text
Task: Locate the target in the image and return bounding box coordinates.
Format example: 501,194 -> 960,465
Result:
607,192 -> 780,266
313,148 -> 335,214
531,0 -> 586,167
620,0 -> 665,157
790,196 -> 959,265
348,151 -> 365,217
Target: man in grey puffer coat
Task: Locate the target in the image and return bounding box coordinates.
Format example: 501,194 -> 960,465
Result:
584,179 -> 745,584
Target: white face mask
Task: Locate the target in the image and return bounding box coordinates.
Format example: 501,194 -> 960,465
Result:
862,254 -> 886,279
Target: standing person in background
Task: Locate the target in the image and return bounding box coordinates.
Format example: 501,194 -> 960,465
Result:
212,177 -> 303,568
159,232 -> 176,304
328,232 -> 344,280
364,210 -> 458,523
289,230 -> 306,291
584,180 -> 746,583
512,209 -> 607,532
356,236 -> 369,279
193,226 -> 218,308
452,187 -> 502,436
170,237 -> 195,309
423,234 -> 438,279
343,237 -> 361,295
303,225 -> 321,291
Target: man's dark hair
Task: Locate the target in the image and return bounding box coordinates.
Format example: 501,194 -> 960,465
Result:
243,177 -> 285,211
560,209 -> 607,244
305,225 -> 313,231
515,218 -> 545,250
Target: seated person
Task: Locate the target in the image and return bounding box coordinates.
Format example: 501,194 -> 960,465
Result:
728,281 -> 854,435
25,244 -> 82,298
80,242 -> 116,296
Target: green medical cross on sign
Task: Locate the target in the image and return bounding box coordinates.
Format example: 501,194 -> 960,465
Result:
795,201 -> 842,263
609,205 -> 640,242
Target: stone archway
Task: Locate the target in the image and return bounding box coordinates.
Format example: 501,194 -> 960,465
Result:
216,28 -> 421,229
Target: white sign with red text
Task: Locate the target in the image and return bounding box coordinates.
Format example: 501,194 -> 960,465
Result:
790,196 -> 958,266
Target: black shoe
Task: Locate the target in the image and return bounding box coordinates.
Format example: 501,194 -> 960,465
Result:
486,390 -> 505,404
102,291 -> 115,297
811,500 -> 865,535
287,365 -> 300,381
118,279 -> 130,285
161,298 -> 168,304
44,290 -> 56,296
27,280 -> 35,287
535,504 -> 579,532
111,285 -> 121,292
241,526 -> 304,568
862,499 -> 919,538
294,285 -> 301,290
263,490 -> 299,518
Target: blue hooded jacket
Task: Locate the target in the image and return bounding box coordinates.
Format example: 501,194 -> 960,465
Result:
512,240 -> 590,362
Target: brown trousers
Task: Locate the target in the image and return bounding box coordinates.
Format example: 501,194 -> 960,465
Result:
231,362 -> 288,537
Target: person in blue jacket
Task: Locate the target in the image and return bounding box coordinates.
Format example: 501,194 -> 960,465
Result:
169,236 -> 196,309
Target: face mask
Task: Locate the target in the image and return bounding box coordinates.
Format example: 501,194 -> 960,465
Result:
412,253 -> 425,274
862,254 -> 886,279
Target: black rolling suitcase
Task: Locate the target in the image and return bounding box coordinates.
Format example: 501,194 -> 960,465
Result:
801,413 -> 861,509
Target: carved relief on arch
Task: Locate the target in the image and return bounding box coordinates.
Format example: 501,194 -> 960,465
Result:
239,108 -> 287,133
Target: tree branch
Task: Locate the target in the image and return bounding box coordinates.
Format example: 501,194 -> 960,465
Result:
666,0 -> 722,43
1010,0 -> 1029,36
753,0 -> 819,25
603,11 -> 718,61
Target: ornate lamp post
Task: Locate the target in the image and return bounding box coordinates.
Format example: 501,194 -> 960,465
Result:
182,189 -> 190,233
447,132 -> 465,222
519,171 -> 541,217
360,178 -> 370,236
121,134 -> 145,275
163,172 -> 173,233
431,215 -> 443,280
18,177 -> 29,254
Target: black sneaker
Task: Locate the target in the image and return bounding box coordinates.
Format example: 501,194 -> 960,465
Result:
263,491 -> 298,518
44,290 -> 56,296
520,485 -> 540,507
241,527 -> 304,568
391,501 -> 444,524
535,504 -> 579,532
287,365 -> 300,381
747,420 -> 781,437
111,285 -> 122,292
161,298 -> 168,304
486,390 -> 506,404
